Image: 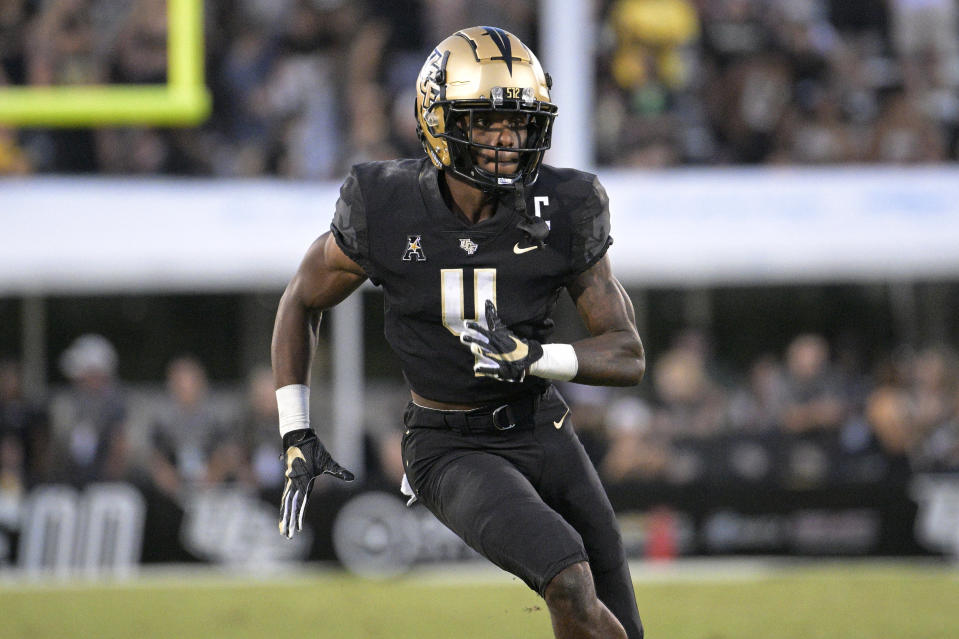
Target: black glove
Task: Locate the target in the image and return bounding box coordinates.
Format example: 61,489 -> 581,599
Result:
459,300 -> 544,383
279,429 -> 354,539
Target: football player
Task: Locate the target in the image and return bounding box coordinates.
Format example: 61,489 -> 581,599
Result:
272,26 -> 645,639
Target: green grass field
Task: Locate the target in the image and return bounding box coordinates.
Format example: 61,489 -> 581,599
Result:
2,561 -> 957,638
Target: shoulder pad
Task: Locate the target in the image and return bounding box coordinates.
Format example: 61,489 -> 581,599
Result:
569,174 -> 612,274
331,167 -> 375,276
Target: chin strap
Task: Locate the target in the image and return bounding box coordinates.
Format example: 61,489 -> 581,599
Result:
513,183 -> 549,247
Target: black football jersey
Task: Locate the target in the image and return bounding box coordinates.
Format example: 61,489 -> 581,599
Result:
331,157 -> 611,404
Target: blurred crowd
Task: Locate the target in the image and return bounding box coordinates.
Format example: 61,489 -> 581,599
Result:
566,331 -> 959,489
2,330 -> 958,513
0,335 -> 285,505
598,0 -> 959,165
2,0 -> 958,176
0,0 -> 535,175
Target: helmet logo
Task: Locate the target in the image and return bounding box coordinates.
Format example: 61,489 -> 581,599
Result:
418,50 -> 444,116
483,27 -> 516,75
458,26 -> 528,76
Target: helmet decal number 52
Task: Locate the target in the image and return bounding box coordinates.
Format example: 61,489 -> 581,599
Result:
441,268 -> 496,336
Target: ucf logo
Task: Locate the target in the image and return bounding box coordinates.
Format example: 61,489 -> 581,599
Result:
402,235 -> 427,262
459,238 -> 478,255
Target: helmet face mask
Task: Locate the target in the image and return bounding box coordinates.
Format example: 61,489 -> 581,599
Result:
445,106 -> 552,187
415,27 -> 558,192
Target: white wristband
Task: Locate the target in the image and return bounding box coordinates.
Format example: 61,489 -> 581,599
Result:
529,343 -> 578,382
276,384 -> 310,437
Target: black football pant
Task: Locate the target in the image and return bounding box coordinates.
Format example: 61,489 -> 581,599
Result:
401,386 -> 643,639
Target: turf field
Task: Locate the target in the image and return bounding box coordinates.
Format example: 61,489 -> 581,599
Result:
2,560 -> 957,639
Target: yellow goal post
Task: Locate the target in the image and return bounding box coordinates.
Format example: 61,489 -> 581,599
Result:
0,0 -> 210,127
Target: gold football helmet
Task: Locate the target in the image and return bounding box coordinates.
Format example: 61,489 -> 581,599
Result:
415,26 -> 558,191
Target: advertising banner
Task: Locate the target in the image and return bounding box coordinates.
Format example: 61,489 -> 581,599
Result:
1,475 -> 954,578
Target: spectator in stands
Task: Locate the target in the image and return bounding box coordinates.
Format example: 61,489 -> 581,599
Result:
650,335 -> 726,438
0,126 -> 31,174
864,380 -> 914,466
0,430 -> 25,529
0,0 -> 30,85
908,347 -> 959,471
26,0 -> 104,86
423,0 -> 537,46
727,354 -> 789,432
0,1 -> 31,177
112,0 -> 167,84
1,361 -> 42,514
888,0 -> 959,86
707,51 -> 794,163
0,360 -> 50,485
600,395 -> 672,483
868,88 -> 947,163
608,0 -> 700,93
149,355 -> 250,497
781,333 -> 847,433
558,383 -> 616,466
214,18 -> 280,175
819,345 -> 903,482
772,86 -> 859,164
598,0 -> 698,165
269,0 -> 360,178
779,333 -> 849,486
238,364 -> 283,489
51,334 -> 130,482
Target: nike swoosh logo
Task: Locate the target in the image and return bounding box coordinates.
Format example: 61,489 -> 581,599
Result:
553,408 -> 570,429
513,243 -> 539,254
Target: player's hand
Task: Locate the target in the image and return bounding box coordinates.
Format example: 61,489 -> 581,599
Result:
279,429 -> 354,539
460,300 -> 544,383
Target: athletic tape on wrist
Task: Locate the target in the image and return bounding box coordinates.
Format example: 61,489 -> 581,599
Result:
276,384 -> 310,437
529,343 -> 578,381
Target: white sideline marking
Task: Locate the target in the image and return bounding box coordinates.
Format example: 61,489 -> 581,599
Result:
1,558 -> 956,592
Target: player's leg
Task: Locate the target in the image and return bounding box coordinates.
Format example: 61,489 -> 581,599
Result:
534,398 -> 644,639
403,429 -> 626,638
591,559 -> 643,639
545,561 -> 627,639
408,442 -> 582,591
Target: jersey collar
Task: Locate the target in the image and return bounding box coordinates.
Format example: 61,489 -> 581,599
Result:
418,159 -> 519,234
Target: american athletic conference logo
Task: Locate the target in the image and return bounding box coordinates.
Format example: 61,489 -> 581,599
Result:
402,235 -> 426,262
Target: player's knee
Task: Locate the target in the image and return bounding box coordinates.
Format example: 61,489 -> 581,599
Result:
544,562 -> 599,622
588,535 -> 627,575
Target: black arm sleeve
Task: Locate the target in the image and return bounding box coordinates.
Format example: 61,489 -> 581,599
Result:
330,168 -> 379,282
569,175 -> 613,276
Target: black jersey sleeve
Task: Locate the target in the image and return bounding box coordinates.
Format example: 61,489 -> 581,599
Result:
330,167 -> 378,281
569,175 -> 613,275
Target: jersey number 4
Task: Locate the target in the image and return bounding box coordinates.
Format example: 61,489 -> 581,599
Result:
441,268 -> 496,336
